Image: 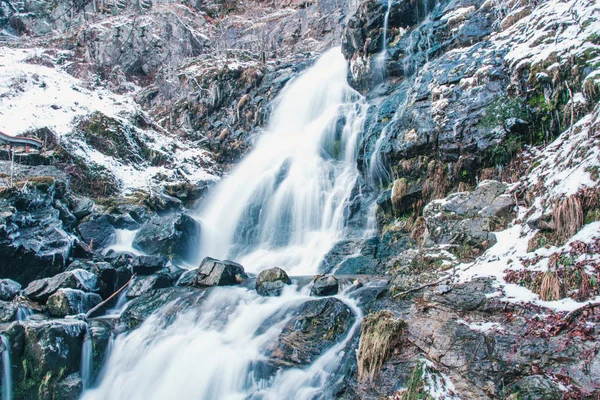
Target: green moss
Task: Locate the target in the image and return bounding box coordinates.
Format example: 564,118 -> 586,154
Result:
402,362 -> 433,400
478,98 -> 527,129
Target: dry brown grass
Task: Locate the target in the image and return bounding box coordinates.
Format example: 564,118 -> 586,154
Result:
552,194 -> 584,243
357,310 -> 405,382
539,271 -> 561,301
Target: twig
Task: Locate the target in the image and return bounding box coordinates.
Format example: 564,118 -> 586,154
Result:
393,275 -> 450,299
85,273 -> 136,318
551,301 -> 600,335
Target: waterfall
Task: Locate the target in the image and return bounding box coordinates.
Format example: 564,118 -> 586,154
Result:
1,335 -> 11,400
16,305 -> 32,321
82,48 -> 370,400
198,48 -> 367,275
104,229 -> 143,256
374,0 -> 393,79
81,328 -> 93,390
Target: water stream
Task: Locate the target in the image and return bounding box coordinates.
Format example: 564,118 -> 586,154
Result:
1,335 -> 11,400
82,48 -> 370,399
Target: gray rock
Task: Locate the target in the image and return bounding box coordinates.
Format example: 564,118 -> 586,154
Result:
311,276 -> 340,297
508,375 -> 562,400
194,257 -> 248,287
132,213 -> 201,263
121,287 -> 208,330
67,259 -> 116,298
47,288 -> 102,317
71,196 -> 94,220
267,297 -> 355,367
256,267 -> 292,296
175,269 -> 197,287
54,373 -> 83,400
0,279 -> 21,300
77,214 -> 116,251
24,269 -> 99,303
131,255 -> 168,275
0,300 -> 17,322
126,274 -> 171,299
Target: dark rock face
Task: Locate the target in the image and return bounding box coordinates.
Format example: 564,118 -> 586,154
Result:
0,279 -> 21,301
193,257 -> 248,287
77,214 -> 116,251
311,276 -> 340,297
4,319 -> 87,399
24,269 -> 99,303
256,267 -> 292,296
132,213 -> 201,263
46,288 -> 103,317
0,182 -> 73,285
267,297 -> 355,367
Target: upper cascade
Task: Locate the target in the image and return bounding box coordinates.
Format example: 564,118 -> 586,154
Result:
197,48 -> 367,276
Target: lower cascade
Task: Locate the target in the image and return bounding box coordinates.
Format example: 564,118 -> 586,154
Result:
83,48 -> 371,399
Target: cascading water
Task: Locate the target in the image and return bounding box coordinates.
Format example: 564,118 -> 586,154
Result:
105,230 -> 143,256
198,48 -> 367,275
82,48 -> 370,399
81,328 -> 93,390
373,0 -> 393,79
1,335 -> 11,400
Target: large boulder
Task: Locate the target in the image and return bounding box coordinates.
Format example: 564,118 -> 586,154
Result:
4,319 -> 87,399
132,213 -> 201,263
46,289 -> 102,317
24,269 -> 99,303
130,255 -> 168,275
0,186 -> 73,285
53,373 -> 83,400
267,297 -> 355,367
0,279 -> 21,300
193,257 -> 248,287
256,267 -> 292,296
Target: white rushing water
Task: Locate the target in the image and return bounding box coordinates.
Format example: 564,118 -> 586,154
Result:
81,328 -> 93,390
104,229 -> 143,256
198,48 -> 367,276
83,48 -> 369,400
1,335 -> 11,400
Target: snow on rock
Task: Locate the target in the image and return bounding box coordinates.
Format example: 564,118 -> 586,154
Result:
0,46 -> 218,193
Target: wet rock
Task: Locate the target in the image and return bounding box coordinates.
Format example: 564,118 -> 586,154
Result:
77,214 -> 116,251
0,279 -> 21,300
54,373 -> 83,400
4,319 -> 87,399
131,255 -> 168,275
88,318 -> 117,381
144,193 -> 183,214
121,287 -> 208,330
47,288 -> 103,317
126,273 -> 171,299
132,213 -> 201,263
71,196 -> 94,220
508,375 -> 562,400
311,276 -> 340,296
24,269 -> 99,303
67,260 -> 116,299
0,300 -> 17,322
0,189 -> 73,285
193,257 -> 248,287
256,267 -> 292,297
175,269 -> 197,287
268,297 -> 355,367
